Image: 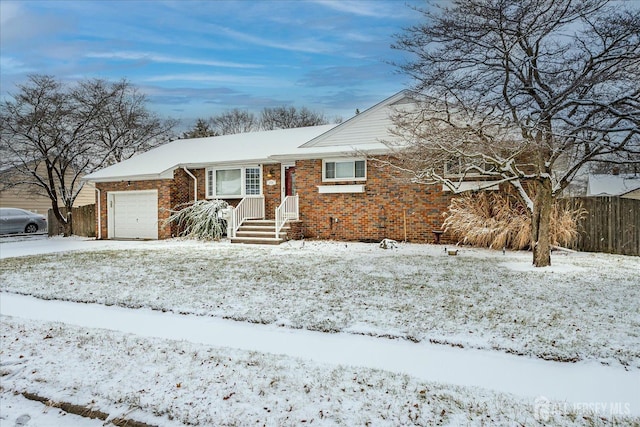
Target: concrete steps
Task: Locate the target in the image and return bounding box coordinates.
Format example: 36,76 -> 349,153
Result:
230,220 -> 290,245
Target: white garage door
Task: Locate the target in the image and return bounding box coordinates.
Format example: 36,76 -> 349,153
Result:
109,191 -> 158,239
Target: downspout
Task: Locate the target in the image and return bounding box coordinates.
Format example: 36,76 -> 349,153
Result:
183,167 -> 198,201
96,187 -> 102,240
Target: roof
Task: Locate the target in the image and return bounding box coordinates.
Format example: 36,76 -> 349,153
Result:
586,174 -> 640,197
84,125 -> 337,182
84,91 -> 410,182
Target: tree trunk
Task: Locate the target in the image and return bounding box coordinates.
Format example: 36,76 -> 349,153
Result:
531,178 -> 552,267
51,203 -> 73,237
63,210 -> 73,237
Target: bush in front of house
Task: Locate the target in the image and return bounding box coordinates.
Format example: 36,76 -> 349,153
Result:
443,190 -> 586,250
164,200 -> 229,240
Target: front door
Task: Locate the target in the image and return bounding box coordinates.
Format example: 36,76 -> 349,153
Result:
285,166 -> 297,196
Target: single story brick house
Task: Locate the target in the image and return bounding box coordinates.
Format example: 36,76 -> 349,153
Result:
84,92 -> 462,243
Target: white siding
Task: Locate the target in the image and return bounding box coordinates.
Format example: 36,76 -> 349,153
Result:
301,94 -> 413,148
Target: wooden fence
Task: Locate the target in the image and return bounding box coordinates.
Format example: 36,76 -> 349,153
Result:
561,197 -> 639,256
48,204 -> 96,237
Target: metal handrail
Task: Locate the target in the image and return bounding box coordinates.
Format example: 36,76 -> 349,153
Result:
230,196 -> 264,238
275,195 -> 298,239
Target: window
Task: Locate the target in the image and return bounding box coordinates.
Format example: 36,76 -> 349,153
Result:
323,159 -> 366,181
245,167 -> 261,195
207,166 -> 261,198
215,169 -> 241,196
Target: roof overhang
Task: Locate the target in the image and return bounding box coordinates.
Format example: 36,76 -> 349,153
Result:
269,146 -> 391,162
82,168 -> 175,183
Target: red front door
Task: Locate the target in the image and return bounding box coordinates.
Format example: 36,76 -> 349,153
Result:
285,166 -> 296,196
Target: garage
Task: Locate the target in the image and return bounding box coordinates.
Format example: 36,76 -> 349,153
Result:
107,190 -> 158,239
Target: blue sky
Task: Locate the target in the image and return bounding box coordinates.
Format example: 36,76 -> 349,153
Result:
0,0 -> 425,128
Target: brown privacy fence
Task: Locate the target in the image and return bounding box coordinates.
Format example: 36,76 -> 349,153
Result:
48,204 -> 96,237
561,197 -> 639,256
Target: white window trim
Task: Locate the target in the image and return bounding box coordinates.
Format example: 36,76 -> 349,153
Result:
317,184 -> 365,194
206,165 -> 262,199
322,158 -> 367,183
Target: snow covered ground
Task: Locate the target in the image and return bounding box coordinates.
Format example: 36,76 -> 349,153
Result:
1,237 -> 639,426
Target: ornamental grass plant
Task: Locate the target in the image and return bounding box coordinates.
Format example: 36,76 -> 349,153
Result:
443,190 -> 586,250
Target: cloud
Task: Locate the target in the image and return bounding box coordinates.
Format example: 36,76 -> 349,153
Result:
0,1 -> 20,25
216,26 -> 338,54
0,56 -> 35,74
310,0 -> 392,17
142,73 -> 290,89
85,51 -> 262,69
0,2 -> 71,48
298,63 -> 395,88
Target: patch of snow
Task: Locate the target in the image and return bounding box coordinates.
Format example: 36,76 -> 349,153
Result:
1,293 -> 638,418
1,238 -> 638,369
502,262 -> 585,273
0,392 -> 104,427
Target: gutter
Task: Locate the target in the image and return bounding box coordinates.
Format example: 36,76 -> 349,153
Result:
96,187 -> 102,240
269,147 -> 391,162
183,167 -> 197,201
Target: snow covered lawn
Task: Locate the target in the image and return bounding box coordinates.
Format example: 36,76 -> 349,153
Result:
1,238 -> 638,369
1,237 -> 638,426
2,316 -> 634,426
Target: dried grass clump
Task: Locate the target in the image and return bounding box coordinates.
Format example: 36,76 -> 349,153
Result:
443,190 -> 586,250
550,202 -> 588,247
164,200 -> 229,240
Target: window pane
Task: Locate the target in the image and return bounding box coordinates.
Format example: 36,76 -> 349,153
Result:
245,167 -> 261,195
216,169 -> 242,196
207,170 -> 214,197
325,162 -> 335,179
355,160 -> 365,178
335,161 -> 354,179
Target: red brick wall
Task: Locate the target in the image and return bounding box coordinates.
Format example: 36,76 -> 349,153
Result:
295,158 -> 453,243
96,161 -> 455,243
288,220 -> 304,240
173,168 -> 207,205
263,164 -> 281,220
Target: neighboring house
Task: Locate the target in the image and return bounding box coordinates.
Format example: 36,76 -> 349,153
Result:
83,92 -> 457,243
586,173 -> 640,200
0,164 -> 95,214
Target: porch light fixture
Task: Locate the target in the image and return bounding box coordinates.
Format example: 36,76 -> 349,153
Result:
267,168 -> 275,178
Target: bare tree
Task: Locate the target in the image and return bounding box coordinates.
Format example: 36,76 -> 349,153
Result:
260,106 -> 329,130
210,109 -> 258,135
0,75 -> 177,236
201,106 -> 336,136
77,79 -> 177,164
389,0 -> 639,266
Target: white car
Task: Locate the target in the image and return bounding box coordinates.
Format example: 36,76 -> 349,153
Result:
0,208 -> 47,234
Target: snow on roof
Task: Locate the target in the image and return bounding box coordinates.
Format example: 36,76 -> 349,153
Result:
586,174 -> 640,197
84,92 -> 417,183
84,124 -> 338,182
